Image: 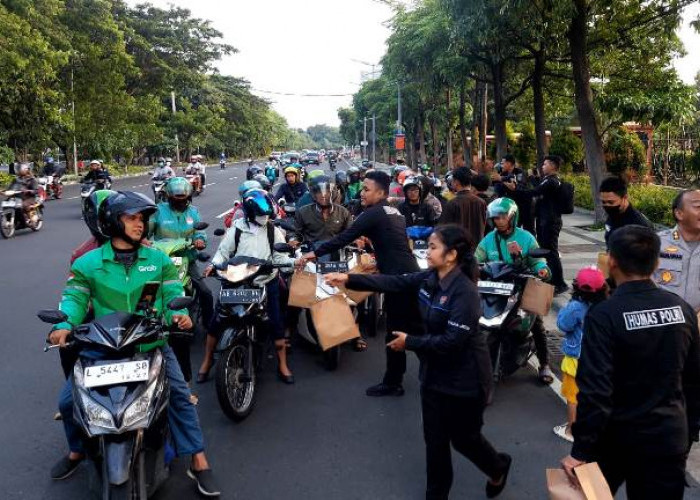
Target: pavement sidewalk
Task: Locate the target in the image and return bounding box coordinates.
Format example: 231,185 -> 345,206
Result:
543,209 -> 700,486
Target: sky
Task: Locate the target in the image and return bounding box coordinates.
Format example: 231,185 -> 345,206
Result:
127,0 -> 700,130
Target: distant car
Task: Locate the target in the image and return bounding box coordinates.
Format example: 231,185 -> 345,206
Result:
280,152 -> 299,165
303,152 -> 320,165
271,151 -> 282,161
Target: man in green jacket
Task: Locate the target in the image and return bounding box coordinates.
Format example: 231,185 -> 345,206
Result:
49,191 -> 220,497
475,197 -> 555,385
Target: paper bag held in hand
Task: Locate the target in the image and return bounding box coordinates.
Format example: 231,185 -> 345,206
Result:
546,463 -> 613,500
288,270 -> 317,308
521,278 -> 554,316
596,252 -> 609,278
340,265 -> 375,305
547,469 -> 586,500
310,295 -> 360,350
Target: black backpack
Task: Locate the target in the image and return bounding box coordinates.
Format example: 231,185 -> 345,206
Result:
557,179 -> 575,215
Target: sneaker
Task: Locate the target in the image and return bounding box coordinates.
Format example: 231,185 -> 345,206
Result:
187,468 -> 221,497
366,382 -> 404,397
553,424 -> 574,443
51,455 -> 83,480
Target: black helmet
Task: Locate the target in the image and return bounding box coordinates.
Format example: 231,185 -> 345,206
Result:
82,189 -> 117,242
242,189 -> 275,221
252,173 -> 272,192
402,176 -> 423,199
417,175 -> 434,195
334,170 -> 348,186
99,191 -> 157,244
347,166 -> 360,183
246,165 -> 263,180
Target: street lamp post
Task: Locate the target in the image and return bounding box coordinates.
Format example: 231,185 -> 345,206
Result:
363,117 -> 368,160
371,114 -> 376,164
171,91 -> 180,164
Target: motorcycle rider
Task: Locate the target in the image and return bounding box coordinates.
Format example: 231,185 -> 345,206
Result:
265,160 -> 278,185
219,152 -> 226,169
152,157 -> 175,199
223,180 -> 263,228
149,177 -> 208,394
346,166 -> 363,203
199,189 -> 304,384
295,169 -> 325,209
186,156 -> 205,191
474,197 -> 555,385
419,175 -> 444,217
398,176 -> 439,228
82,159 -> 112,186
48,191 -> 220,496
275,166 -> 308,206
14,163 -> 40,214
42,157 -> 62,195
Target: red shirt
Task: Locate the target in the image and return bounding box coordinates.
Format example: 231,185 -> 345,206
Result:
70,237 -> 100,266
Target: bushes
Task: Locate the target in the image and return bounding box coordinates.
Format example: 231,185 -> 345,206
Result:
604,127 -> 647,176
563,174 -> 678,227
512,123 -> 537,170
549,129 -> 584,174
0,172 -> 13,189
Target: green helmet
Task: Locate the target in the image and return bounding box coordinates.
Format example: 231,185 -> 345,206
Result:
307,169 -> 324,182
164,176 -> 193,198
487,197 -> 519,228
83,189 -> 117,241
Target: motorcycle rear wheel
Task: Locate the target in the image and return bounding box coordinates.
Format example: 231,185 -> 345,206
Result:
0,210 -> 15,239
215,339 -> 257,422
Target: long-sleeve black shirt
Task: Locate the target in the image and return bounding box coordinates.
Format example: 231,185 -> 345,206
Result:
398,200 -> 438,228
314,200 -> 418,275
515,173 -> 561,222
604,204 -> 652,247
572,280 -> 700,461
346,268 -> 491,397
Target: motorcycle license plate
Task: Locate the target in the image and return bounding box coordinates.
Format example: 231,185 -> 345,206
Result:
413,239 -> 428,250
2,201 -> 15,208
317,261 -> 349,274
84,360 -> 150,388
477,280 -> 515,295
171,256 -> 183,266
220,288 -> 262,304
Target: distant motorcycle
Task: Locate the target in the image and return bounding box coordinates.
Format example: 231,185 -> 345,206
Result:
1,184 -> 44,238
184,173 -> 202,196
151,176 -> 169,203
81,178 -> 112,212
220,159 -> 226,170
37,175 -> 63,201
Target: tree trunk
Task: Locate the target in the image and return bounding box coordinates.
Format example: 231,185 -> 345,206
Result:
569,0 -> 606,222
491,62 -> 508,161
532,49 -> 547,171
417,110 -> 427,165
446,88 -> 454,172
430,117 -> 439,173
459,82 -> 472,169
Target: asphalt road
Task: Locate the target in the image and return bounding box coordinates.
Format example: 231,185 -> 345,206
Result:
0,160 -> 620,499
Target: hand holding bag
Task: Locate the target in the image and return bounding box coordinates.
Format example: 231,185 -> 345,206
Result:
521,278 -> 555,316
310,295 -> 360,350
288,270 -> 318,308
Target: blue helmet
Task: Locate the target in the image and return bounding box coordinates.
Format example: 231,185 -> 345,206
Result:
242,189 -> 275,221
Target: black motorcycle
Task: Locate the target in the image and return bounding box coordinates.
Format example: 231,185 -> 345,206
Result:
212,254 -> 290,422
39,294 -> 192,499
478,249 -> 549,383
1,182 -> 44,238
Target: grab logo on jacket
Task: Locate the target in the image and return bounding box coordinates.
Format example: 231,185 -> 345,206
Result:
138,265 -> 157,272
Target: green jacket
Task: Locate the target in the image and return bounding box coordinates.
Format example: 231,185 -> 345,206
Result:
475,227 -> 549,277
55,243 -> 187,332
149,202 -> 206,258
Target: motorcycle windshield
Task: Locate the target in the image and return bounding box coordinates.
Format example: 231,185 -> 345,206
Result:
73,312 -> 156,350
151,239 -> 189,256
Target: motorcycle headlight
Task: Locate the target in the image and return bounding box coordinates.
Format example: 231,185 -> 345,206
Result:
79,390 -> 116,433
121,380 -> 158,429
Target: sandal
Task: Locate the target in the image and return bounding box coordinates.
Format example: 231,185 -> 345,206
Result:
353,338 -> 368,352
538,365 -> 554,385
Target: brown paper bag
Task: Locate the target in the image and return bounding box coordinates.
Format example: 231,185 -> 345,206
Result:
288,270 -> 318,308
546,463 -> 613,500
521,278 -> 555,316
310,295 -> 360,350
596,252 -> 609,278
339,265 -> 376,305
547,469 -> 586,500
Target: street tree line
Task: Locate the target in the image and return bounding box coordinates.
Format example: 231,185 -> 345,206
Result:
0,0 -> 338,167
338,0 -> 700,218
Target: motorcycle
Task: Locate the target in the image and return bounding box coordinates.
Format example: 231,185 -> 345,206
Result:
81,179 -> 112,212
478,249 -> 550,384
184,173 -> 202,196
37,175 -> 63,201
211,254 -> 291,422
220,159 -> 226,170
38,295 -> 193,499
1,185 -> 44,238
406,226 -> 433,270
329,158 -> 337,171
151,177 -> 169,203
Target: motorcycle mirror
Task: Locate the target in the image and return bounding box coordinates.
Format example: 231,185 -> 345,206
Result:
196,252 -> 211,262
193,222 -> 209,231
168,297 -> 193,310
274,243 -> 293,254
37,309 -> 69,325
213,228 -> 226,237
529,249 -> 550,258
278,198 -> 286,206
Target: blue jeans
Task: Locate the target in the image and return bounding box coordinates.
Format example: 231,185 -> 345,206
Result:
59,346 -> 205,456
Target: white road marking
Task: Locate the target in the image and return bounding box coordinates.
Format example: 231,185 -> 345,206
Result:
205,182 -> 217,187
67,196 -> 80,200
216,208 -> 233,219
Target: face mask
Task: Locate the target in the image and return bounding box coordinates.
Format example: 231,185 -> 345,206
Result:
170,199 -> 189,212
255,215 -> 269,226
603,205 -> 622,217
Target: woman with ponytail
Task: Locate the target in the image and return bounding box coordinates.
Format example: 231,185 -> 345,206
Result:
325,224 -> 512,499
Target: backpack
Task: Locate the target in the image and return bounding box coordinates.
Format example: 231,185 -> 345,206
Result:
233,222 -> 275,257
557,179 -> 575,215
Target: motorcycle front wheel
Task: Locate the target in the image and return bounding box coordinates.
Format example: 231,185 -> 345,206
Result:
29,209 -> 43,231
215,338 -> 257,422
0,210 -> 15,239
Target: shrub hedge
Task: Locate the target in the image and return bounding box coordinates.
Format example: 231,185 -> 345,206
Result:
563,174 -> 678,227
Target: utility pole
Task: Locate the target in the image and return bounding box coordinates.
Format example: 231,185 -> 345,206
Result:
371,114 -> 376,164
481,83 -> 488,164
71,64 -> 78,176
397,83 -> 402,133
171,91 -> 180,164
363,117 -> 367,160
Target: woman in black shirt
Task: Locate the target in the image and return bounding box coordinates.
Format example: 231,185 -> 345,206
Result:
325,224 -> 512,499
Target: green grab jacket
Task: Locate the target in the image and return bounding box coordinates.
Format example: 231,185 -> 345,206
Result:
475,227 -> 549,277
55,243 -> 187,340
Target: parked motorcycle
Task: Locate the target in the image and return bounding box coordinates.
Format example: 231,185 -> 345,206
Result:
1,184 -> 44,238
478,249 -> 550,383
38,295 -> 193,499
37,175 -> 63,201
212,254 -> 291,421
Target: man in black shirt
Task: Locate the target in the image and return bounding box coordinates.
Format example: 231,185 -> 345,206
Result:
561,225 -> 700,499
492,154 -> 534,232
398,176 -> 438,228
599,176 -> 652,247
302,171 -> 424,396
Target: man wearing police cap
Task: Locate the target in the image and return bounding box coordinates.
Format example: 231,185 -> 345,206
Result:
657,189 -> 700,311
561,225 -> 700,499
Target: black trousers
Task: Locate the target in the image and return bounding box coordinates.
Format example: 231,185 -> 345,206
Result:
598,449 -> 686,500
531,316 -> 549,366
421,388 -> 506,500
383,291 -> 422,386
536,217 -> 565,288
